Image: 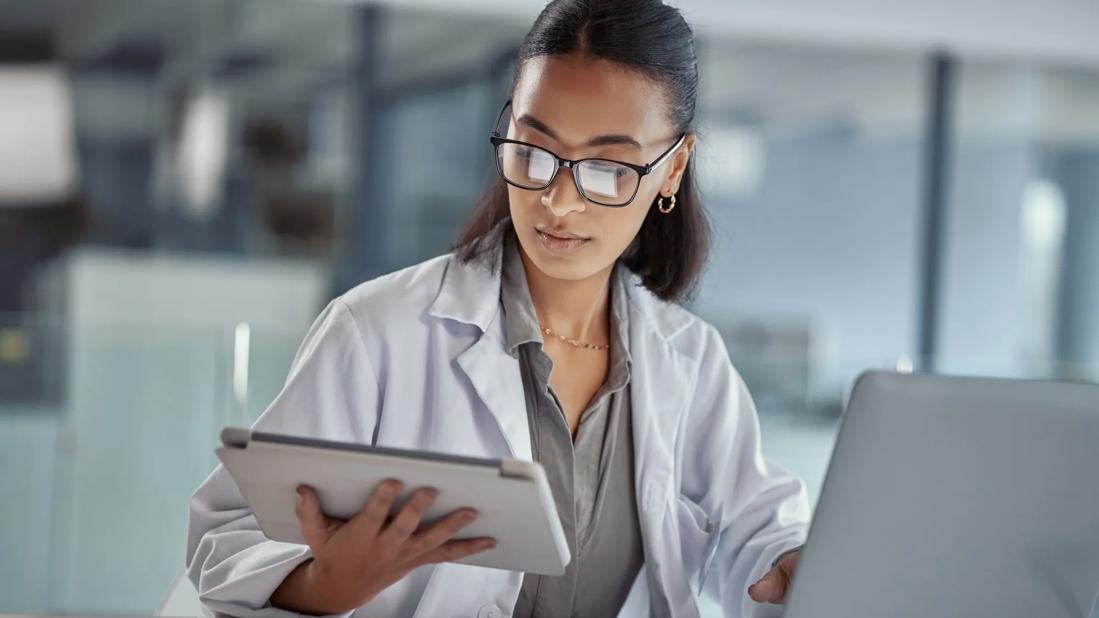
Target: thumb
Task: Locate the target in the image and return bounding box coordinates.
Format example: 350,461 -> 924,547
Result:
295,485 -> 339,550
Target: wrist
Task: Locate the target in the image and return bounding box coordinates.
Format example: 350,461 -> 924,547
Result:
301,559 -> 358,614
271,558 -> 352,615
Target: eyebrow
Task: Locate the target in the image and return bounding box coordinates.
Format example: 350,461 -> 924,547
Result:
517,114 -> 642,150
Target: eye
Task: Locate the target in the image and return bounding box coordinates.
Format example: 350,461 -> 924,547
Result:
590,161 -> 631,178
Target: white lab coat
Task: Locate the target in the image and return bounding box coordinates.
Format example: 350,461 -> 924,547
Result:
186,247 -> 810,618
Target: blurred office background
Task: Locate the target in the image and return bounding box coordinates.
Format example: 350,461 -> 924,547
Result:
1,0 -> 1097,615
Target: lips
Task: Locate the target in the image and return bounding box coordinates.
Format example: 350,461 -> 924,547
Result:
535,225 -> 589,241
535,226 -> 590,254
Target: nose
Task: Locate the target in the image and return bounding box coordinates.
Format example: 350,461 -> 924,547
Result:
540,167 -> 587,217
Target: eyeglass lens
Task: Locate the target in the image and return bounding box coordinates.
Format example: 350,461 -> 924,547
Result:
496,142 -> 640,206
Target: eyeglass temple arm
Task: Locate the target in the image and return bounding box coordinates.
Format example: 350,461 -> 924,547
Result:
491,99 -> 513,138
644,133 -> 688,174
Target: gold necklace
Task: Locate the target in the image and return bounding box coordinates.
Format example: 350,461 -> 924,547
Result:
540,325 -> 609,351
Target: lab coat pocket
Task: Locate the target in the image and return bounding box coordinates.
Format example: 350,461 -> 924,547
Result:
674,494 -> 720,596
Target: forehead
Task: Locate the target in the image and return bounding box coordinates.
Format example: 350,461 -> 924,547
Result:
512,55 -> 673,146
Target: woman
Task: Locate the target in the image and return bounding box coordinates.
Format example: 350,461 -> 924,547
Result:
186,1 -> 809,616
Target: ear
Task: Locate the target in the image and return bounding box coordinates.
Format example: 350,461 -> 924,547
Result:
660,132 -> 696,196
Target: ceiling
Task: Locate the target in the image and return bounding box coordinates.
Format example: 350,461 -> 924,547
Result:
0,0 -> 1097,144
372,0 -> 1099,66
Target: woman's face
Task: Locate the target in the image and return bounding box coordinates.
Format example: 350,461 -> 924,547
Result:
506,54 -> 695,283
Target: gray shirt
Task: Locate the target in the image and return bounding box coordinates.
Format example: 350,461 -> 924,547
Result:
499,235 -> 645,618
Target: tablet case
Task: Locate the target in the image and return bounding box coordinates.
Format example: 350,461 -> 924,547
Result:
217,427 -> 571,575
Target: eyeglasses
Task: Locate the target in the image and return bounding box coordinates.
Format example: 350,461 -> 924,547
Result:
489,99 -> 686,207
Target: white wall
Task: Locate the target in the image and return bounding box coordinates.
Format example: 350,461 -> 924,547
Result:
25,249 -> 328,614
696,131 -> 923,399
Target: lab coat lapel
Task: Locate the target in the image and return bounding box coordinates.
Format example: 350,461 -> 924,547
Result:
429,254 -> 532,462
455,316 -> 532,461
417,252 -> 532,617
624,271 -> 701,616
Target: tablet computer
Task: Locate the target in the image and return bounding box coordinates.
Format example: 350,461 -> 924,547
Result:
216,427 -> 571,576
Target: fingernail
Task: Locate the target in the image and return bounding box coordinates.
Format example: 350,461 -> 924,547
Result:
461,510 -> 477,522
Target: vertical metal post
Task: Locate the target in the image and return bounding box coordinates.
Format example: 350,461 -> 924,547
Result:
917,52 -> 956,372
338,4 -> 384,292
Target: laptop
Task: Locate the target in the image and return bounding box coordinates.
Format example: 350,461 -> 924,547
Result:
784,371 -> 1099,618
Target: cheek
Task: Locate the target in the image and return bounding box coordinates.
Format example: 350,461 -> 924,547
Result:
605,199 -> 652,250
507,186 -> 538,222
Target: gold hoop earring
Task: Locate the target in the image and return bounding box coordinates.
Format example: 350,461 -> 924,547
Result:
658,194 -> 676,214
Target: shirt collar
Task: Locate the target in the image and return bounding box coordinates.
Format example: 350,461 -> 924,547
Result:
500,232 -> 543,355
499,232 -> 633,382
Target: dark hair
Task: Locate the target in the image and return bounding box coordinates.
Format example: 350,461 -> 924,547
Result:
452,0 -> 709,304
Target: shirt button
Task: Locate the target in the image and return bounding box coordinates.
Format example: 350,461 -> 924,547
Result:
477,603 -> 501,618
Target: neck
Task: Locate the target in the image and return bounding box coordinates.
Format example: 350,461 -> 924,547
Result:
518,248 -> 613,345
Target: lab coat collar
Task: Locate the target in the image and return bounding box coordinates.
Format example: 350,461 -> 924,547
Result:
428,235 -> 694,349
428,250 -> 503,334
426,230 -> 701,473
427,239 -> 700,468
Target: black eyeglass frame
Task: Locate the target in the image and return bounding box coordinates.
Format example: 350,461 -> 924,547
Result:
489,99 -> 686,207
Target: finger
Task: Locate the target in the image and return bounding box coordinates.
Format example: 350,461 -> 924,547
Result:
777,549 -> 801,572
748,569 -> 786,604
347,479 -> 402,539
769,569 -> 791,603
294,485 -> 341,550
747,577 -> 769,603
773,551 -> 800,603
405,507 -> 479,558
414,537 -> 497,567
379,487 -> 438,547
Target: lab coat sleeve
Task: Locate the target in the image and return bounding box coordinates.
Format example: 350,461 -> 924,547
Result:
684,324 -> 811,618
185,298 -> 381,617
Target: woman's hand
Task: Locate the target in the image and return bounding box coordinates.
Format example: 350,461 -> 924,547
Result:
270,479 -> 496,614
747,548 -> 800,605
